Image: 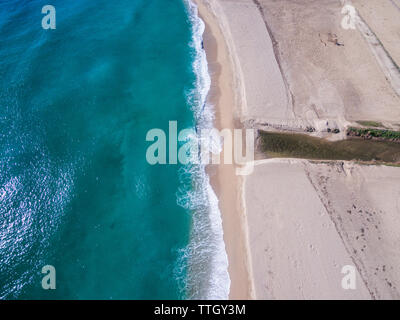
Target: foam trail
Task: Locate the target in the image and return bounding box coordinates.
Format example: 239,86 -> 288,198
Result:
177,0 -> 230,300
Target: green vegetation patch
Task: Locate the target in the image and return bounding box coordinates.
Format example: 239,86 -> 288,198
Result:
347,127 -> 400,141
356,121 -> 384,128
259,131 -> 400,163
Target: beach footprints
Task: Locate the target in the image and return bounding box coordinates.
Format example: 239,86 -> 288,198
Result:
42,5 -> 56,30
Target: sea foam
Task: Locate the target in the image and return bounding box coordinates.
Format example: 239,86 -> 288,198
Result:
177,0 -> 231,300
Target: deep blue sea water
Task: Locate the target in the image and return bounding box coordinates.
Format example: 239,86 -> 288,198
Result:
0,0 -> 229,299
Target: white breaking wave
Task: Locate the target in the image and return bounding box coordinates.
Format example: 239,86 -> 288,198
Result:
176,0 -> 230,300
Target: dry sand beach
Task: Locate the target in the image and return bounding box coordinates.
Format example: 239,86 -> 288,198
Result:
196,0 -> 400,299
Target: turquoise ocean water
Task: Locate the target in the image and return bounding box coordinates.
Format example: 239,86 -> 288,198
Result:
0,0 -> 229,299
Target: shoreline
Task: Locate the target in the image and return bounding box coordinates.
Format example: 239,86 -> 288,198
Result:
193,0 -> 400,299
194,0 -> 255,299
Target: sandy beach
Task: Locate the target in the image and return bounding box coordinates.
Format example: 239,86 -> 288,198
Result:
246,159 -> 400,299
197,0 -> 400,299
196,0 -> 255,299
